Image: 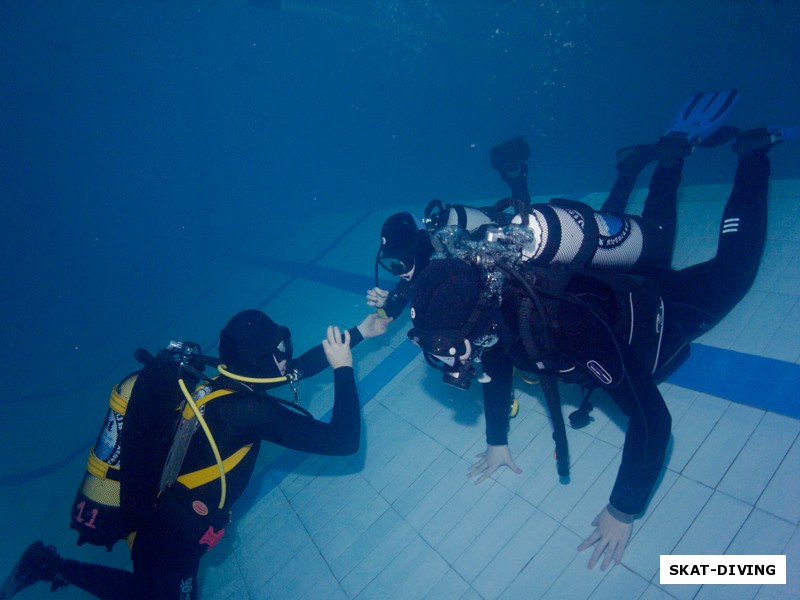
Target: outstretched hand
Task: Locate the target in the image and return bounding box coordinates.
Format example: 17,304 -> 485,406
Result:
357,312 -> 392,339
467,444 -> 522,484
366,287 -> 389,309
577,506 -> 632,570
322,326 -> 352,369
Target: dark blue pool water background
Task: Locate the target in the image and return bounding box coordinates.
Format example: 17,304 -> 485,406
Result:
1,0 -> 798,444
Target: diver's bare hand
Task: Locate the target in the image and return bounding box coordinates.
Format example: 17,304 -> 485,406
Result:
577,506 -> 632,570
322,326 -> 352,369
366,287 -> 389,309
357,313 -> 392,338
467,444 -> 522,484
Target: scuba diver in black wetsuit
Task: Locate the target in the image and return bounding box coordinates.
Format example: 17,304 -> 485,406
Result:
1,310 -> 388,599
405,121 -> 796,572
368,211 -> 435,319
367,137 -> 533,320
368,91 -> 744,321
366,136 -> 533,320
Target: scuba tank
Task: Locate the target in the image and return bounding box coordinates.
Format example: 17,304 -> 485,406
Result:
69,341 -> 205,551
69,340 -> 307,551
69,372 -> 139,549
510,198 -> 669,271
426,196 -> 668,272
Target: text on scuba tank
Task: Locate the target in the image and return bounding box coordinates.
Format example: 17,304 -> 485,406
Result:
74,501 -> 99,529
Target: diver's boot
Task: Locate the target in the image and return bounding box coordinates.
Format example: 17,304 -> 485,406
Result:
697,125 -> 740,148
733,126 -> 800,157
0,542 -> 68,598
615,143 -> 658,172
490,136 -> 532,203
618,125 -> 741,172
615,136 -> 692,171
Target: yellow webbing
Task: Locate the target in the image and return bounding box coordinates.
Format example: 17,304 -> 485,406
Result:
109,388 -> 128,415
109,373 -> 138,415
176,444 -> 253,489
181,388 -> 233,420
86,448 -> 120,480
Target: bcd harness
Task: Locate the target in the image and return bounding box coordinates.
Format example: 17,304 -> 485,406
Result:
423,198 -> 665,479
70,344 -> 308,551
172,387 -> 251,492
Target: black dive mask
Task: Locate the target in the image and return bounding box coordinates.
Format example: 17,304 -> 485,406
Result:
408,328 -> 498,391
424,351 -> 477,390
378,254 -> 414,277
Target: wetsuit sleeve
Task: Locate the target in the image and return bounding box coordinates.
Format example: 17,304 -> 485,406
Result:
606,354 -> 672,516
290,327 -> 365,380
481,347 -> 515,445
383,279 -> 413,319
236,367 -> 360,455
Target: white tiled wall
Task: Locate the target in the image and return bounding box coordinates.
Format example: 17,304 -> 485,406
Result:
202,183 -> 800,599
4,181 -> 798,599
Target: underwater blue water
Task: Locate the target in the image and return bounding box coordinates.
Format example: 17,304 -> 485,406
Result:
2,1 -> 799,401
1,2 -> 799,597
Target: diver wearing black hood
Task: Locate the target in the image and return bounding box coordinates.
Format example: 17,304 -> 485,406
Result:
407,126 -> 790,572
367,131 -> 694,321
368,211 -> 435,320
3,310 -> 388,600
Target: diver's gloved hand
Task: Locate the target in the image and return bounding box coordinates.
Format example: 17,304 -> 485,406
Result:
322,326 -> 352,369
366,287 -> 389,309
467,444 -> 522,484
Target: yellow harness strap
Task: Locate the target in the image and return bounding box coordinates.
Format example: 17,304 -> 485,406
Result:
175,385 -> 251,490
181,387 -> 233,419
176,443 -> 253,489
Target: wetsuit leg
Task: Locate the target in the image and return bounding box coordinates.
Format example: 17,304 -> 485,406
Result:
639,159 -> 682,264
600,146 -> 654,214
501,163 -> 531,204
130,505 -> 205,599
53,521 -> 204,600
57,561 -> 138,600
659,149 -> 770,341
603,141 -> 683,227
600,152 -> 683,271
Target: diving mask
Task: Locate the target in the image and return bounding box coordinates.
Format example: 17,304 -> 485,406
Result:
379,254 -> 414,277
409,329 -> 498,391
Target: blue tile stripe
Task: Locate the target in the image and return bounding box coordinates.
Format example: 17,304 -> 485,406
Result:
246,256 -> 395,296
250,256 -> 800,420
668,343 -> 800,419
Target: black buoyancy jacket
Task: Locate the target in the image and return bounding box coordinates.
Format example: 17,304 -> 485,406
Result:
176,366 -> 360,514
486,267 -> 672,515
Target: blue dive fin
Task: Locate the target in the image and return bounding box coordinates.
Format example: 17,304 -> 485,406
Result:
664,89 -> 740,145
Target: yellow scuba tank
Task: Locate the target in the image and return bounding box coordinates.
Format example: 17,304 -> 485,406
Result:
69,341 -> 207,551
70,373 -> 139,550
